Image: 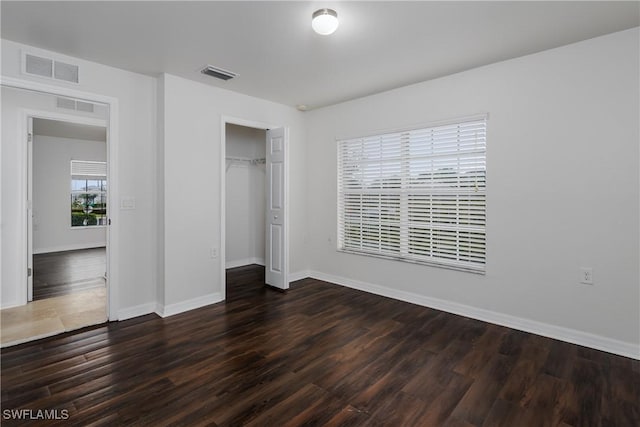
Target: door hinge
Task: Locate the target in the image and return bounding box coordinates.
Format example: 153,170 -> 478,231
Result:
28,268 -> 32,277
28,133 -> 33,143
108,218 -> 111,225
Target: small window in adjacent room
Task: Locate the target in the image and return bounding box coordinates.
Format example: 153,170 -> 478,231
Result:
337,116 -> 487,273
70,160 -> 107,227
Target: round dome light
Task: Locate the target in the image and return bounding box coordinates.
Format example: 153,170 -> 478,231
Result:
312,8 -> 339,35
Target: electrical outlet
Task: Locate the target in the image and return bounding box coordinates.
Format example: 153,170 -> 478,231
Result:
580,267 -> 593,285
210,247 -> 218,259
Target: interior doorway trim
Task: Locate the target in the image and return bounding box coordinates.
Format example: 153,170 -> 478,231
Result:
220,115 -> 290,300
1,76 -> 120,320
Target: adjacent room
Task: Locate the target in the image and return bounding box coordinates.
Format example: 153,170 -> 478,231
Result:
1,1 -> 638,426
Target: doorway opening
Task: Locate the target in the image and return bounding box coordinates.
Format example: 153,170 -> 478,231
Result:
221,118 -> 289,300
32,118 -> 108,308
225,124 -> 267,269
0,83 -> 115,347
224,124 -> 267,298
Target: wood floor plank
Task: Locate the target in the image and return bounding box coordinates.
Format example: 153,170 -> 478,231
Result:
2,265 -> 638,426
402,339 -> 472,399
33,248 -> 106,300
414,371 -> 473,426
521,373 -> 574,426
245,383 -> 332,427
368,391 -> 432,426
450,353 -> 516,425
319,405 -> 370,427
349,344 -> 436,414
481,399 -> 528,427
497,335 -> 550,404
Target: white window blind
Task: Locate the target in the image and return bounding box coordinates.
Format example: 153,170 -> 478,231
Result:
337,117 -> 487,273
71,160 -> 106,179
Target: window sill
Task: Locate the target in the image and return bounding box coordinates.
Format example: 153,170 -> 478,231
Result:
70,225 -> 107,230
337,248 -> 485,275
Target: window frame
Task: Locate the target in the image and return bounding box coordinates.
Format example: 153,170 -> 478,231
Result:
336,115 -> 487,274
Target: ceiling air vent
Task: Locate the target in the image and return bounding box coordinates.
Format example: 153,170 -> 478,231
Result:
23,51 -> 79,84
201,65 -> 237,81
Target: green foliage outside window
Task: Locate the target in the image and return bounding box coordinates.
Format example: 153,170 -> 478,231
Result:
71,212 -> 98,226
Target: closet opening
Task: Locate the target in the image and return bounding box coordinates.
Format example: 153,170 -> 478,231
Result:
225,124 -> 266,298
221,119 -> 289,300
225,124 -> 266,269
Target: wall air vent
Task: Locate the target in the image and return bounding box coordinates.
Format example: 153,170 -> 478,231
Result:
75,101 -> 95,113
25,54 -> 53,78
201,65 -> 237,81
54,60 -> 79,83
56,97 -> 77,110
56,97 -> 95,113
23,51 -> 80,84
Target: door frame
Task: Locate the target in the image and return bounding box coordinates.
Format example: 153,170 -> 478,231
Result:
1,76 -> 120,320
220,115 -> 290,300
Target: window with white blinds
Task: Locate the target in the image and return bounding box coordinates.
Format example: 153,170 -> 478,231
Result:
337,116 -> 487,273
71,160 -> 107,179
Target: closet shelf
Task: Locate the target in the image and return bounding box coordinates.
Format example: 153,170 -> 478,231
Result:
225,156 -> 266,172
226,156 -> 266,164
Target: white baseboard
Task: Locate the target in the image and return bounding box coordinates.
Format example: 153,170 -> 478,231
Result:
34,242 -> 106,254
1,299 -> 22,310
117,302 -> 156,321
288,270 -> 310,283
307,270 -> 640,360
225,257 -> 265,269
155,292 -> 223,318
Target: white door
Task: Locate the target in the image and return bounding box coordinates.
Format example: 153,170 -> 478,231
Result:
265,127 -> 288,289
27,116 -> 34,301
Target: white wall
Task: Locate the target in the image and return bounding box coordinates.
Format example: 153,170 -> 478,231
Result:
304,28 -> 640,355
158,73 -> 306,310
225,124 -> 266,268
33,135 -> 106,253
1,40 -> 157,315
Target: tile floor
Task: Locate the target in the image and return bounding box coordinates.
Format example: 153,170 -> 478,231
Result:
0,287 -> 107,347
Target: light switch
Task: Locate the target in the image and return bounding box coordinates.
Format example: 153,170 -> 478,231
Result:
120,197 -> 136,210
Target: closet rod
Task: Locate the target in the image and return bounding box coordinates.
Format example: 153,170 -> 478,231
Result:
225,156 -> 266,172
225,156 -> 265,163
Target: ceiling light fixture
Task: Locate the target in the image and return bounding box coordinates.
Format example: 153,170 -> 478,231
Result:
312,8 -> 339,35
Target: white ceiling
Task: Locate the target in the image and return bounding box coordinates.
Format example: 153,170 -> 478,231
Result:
33,118 -> 107,142
2,1 -> 638,110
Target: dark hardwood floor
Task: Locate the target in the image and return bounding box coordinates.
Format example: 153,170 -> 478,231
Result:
33,248 -> 106,300
2,265 -> 638,426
